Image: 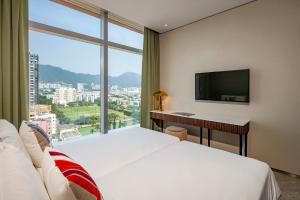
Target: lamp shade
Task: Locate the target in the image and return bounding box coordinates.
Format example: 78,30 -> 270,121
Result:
153,91 -> 168,98
152,91 -> 168,111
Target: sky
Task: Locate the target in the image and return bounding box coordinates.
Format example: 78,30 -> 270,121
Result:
29,0 -> 143,76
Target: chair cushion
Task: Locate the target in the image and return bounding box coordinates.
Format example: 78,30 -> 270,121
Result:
166,126 -> 187,132
42,147 -> 103,200
0,143 -> 50,200
19,121 -> 51,167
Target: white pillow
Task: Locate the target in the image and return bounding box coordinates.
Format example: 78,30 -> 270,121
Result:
36,168 -> 44,182
0,143 -> 50,200
19,121 -> 43,167
42,147 -> 77,200
19,121 -> 51,167
0,119 -> 30,160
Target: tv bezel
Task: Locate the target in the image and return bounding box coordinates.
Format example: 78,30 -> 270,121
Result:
195,69 -> 250,103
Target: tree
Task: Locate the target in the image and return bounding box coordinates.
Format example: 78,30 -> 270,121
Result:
68,101 -> 93,107
89,116 -> 98,128
108,102 -> 118,110
108,112 -> 121,129
94,98 -> 101,106
131,110 -> 140,123
75,116 -> 88,125
52,105 -> 70,124
124,108 -> 133,116
118,119 -> 123,128
37,94 -> 52,105
38,95 -> 70,124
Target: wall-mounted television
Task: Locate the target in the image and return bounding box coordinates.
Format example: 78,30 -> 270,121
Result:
195,69 -> 250,103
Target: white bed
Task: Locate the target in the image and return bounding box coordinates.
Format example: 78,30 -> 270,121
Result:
54,126 -> 179,178
2,120 -> 280,200
96,141 -> 280,200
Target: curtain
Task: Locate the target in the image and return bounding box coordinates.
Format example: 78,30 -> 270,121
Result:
0,0 -> 29,128
140,27 -> 160,128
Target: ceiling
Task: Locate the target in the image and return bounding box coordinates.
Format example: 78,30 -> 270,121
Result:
85,0 -> 254,33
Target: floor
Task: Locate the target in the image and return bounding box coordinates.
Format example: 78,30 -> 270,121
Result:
274,171 -> 300,200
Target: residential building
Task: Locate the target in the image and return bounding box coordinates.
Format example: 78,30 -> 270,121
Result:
54,87 -> 76,105
29,104 -> 57,137
29,53 -> 39,106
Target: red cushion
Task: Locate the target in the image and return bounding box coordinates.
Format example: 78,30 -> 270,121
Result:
49,150 -> 103,200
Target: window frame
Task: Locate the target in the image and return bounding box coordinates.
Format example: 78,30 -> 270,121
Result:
29,0 -> 143,55
29,0 -> 143,134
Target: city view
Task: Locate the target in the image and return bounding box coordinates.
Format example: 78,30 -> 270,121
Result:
29,53 -> 142,142
28,0 -> 143,143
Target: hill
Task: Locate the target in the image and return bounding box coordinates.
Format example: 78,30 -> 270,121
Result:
39,64 -> 141,88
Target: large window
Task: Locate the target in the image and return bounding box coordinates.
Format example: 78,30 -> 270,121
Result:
29,0 -> 101,38
29,0 -> 143,142
108,48 -> 142,130
108,22 -> 143,49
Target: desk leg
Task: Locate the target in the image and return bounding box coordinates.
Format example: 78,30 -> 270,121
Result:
151,119 -> 154,130
160,120 -> 164,132
208,129 -> 211,147
239,134 -> 243,156
200,128 -> 203,144
245,132 -> 248,157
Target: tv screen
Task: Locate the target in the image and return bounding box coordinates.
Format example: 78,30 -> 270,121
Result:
195,69 -> 249,103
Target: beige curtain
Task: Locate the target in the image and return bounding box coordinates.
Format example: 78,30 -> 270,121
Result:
140,27 -> 160,128
0,0 -> 29,128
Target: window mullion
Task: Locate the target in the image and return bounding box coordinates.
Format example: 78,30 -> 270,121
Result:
100,11 -> 109,133
108,41 -> 143,55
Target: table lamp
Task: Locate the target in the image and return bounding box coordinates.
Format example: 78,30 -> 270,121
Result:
152,91 -> 168,111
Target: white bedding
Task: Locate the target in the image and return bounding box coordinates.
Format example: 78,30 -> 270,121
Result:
97,141 -> 280,200
54,127 -> 179,178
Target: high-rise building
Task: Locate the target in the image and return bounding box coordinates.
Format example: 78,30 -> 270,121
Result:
29,53 -> 39,106
53,87 -> 76,105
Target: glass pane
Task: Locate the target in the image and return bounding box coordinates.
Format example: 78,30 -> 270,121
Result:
29,31 -> 101,143
108,22 -> 143,49
108,48 -> 142,130
29,0 -> 101,38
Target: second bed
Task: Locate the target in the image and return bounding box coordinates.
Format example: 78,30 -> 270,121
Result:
54,126 -> 280,200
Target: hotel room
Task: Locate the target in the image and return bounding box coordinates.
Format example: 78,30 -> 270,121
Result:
0,0 -> 299,199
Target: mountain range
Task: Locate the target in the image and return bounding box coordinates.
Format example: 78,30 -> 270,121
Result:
39,64 -> 141,88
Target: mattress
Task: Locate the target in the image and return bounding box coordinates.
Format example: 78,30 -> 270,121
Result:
54,126 -> 179,178
97,141 -> 280,200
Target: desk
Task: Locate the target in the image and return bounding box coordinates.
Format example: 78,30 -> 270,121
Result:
150,111 -> 250,156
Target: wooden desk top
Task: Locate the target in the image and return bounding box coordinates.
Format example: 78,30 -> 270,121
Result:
150,110 -> 249,126
150,110 -> 250,135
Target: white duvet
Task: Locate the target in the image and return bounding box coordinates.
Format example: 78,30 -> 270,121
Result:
97,141 -> 281,200
54,127 -> 179,178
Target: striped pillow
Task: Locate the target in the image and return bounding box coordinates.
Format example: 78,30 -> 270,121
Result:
27,122 -> 51,150
19,121 -> 51,167
43,148 -> 103,200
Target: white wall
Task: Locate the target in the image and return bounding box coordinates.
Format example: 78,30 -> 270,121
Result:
160,0 -> 300,175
